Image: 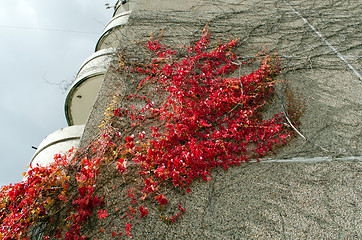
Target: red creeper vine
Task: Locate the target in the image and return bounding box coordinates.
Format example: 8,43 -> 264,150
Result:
0,28 -> 296,239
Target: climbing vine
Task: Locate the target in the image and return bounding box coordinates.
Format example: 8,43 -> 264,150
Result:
0,28 -> 299,239
0,150 -> 72,239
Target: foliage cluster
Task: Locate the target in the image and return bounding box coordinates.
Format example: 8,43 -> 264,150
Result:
0,29 -> 296,239
0,151 -> 72,239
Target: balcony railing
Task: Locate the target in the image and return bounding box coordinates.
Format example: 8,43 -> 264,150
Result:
95,11 -> 131,51
30,125 -> 84,167
65,48 -> 116,125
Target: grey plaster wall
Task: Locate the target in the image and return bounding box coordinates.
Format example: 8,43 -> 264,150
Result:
80,0 -> 361,238
83,159 -> 361,239
131,161 -> 361,239
82,0 -> 361,157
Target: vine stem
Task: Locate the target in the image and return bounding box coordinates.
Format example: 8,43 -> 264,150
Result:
280,103 -> 329,154
283,112 -> 306,140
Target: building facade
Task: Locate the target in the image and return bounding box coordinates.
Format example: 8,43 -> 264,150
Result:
31,0 -> 361,239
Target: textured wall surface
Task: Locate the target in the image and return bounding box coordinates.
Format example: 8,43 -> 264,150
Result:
80,0 -> 361,238
133,161 -> 361,239
83,0 -> 361,157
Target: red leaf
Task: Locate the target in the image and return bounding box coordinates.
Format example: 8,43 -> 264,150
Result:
139,206 -> 149,218
97,209 -> 108,220
155,194 -> 168,206
125,223 -> 132,238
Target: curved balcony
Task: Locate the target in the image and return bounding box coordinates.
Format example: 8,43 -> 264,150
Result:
30,125 -> 85,167
113,0 -> 135,17
65,48 -> 116,126
95,11 -> 131,51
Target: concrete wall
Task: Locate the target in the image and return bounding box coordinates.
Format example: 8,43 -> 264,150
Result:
80,0 -> 361,238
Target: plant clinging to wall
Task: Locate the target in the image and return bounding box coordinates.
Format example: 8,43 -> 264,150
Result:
0,28 -> 299,239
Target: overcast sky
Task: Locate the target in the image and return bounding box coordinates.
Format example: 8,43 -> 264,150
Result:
0,0 -> 114,187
